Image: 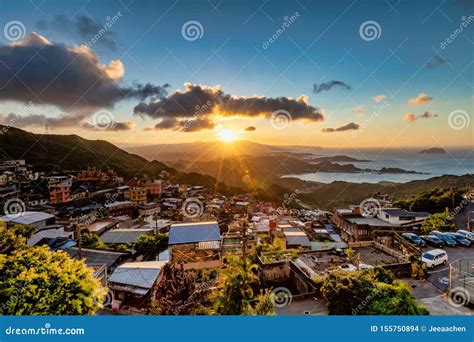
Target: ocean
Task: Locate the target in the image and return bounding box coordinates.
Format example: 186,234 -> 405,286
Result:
283,147 -> 474,184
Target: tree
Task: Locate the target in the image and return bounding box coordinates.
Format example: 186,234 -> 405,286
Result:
149,263 -> 205,315
253,289 -> 276,316
393,188 -> 463,214
421,212 -> 455,234
0,225 -> 31,255
134,233 -> 168,252
0,246 -> 106,315
79,227 -> 108,249
320,267 -> 428,315
212,254 -> 275,315
344,247 -> 360,269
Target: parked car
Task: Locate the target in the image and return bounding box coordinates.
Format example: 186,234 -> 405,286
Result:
401,232 -> 426,247
449,233 -> 472,247
457,230 -> 474,241
420,235 -> 444,247
431,230 -> 457,247
421,249 -> 448,268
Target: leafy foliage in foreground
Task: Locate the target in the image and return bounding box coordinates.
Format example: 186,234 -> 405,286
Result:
212,254 -> 275,315
320,267 -> 429,315
0,226 -> 106,315
420,212 -> 455,233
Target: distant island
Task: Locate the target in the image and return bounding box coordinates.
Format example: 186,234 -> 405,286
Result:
419,148 -> 446,154
310,155 -> 372,163
311,162 -> 427,175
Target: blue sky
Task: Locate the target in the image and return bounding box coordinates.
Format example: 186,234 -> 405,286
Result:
0,0 -> 472,147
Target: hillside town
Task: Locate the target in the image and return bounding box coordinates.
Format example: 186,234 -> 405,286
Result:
1,158 -> 473,315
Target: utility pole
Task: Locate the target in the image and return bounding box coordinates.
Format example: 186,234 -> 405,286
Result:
449,180 -> 455,212
75,224 -> 82,260
241,219 -> 248,260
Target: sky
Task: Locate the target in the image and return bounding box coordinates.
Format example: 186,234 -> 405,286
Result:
0,0 -> 472,148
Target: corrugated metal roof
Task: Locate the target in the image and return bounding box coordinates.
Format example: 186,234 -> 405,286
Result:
64,248 -> 126,269
100,229 -> 152,244
169,221 -> 220,245
108,261 -> 167,289
1,211 -> 54,225
286,235 -> 311,247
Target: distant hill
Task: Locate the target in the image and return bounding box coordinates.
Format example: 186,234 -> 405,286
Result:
0,125 -> 240,194
0,125 -> 172,177
419,148 -> 446,154
122,140 -> 322,162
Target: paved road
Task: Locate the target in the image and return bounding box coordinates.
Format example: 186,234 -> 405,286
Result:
425,245 -> 474,291
454,200 -> 473,230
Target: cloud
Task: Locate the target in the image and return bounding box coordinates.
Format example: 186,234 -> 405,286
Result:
321,122 -> 360,132
426,53 -> 446,69
2,112 -> 90,128
312,80 -> 351,94
135,83 -> 324,132
0,33 -> 168,130
408,92 -> 433,106
36,15 -> 120,51
244,126 -> 256,131
404,111 -> 438,123
83,121 -> 135,131
373,95 -> 386,103
352,105 -> 364,116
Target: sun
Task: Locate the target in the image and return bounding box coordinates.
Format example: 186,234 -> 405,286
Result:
217,129 -> 238,143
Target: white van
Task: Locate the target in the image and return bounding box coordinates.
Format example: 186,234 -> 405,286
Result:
421,249 -> 448,268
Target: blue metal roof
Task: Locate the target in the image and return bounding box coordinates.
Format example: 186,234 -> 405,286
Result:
169,221 -> 221,245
